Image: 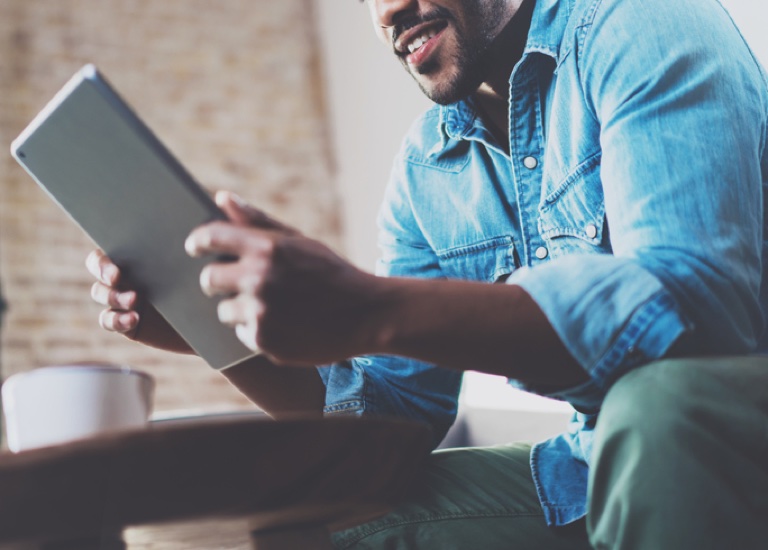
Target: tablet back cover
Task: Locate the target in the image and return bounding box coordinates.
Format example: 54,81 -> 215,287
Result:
11,65 -> 256,370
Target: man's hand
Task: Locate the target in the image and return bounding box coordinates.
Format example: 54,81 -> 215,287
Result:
185,192 -> 586,388
86,249 -> 193,354
185,191 -> 384,365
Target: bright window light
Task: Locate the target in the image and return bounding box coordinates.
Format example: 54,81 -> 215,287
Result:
461,371 -> 574,413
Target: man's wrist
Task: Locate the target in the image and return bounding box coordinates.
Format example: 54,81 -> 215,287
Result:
353,273 -> 406,356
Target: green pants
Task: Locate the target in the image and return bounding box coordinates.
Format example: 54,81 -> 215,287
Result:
331,357 -> 768,549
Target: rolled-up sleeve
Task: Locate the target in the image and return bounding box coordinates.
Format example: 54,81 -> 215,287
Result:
319,149 -> 463,448
508,0 -> 768,409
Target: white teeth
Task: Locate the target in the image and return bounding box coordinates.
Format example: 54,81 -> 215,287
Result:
407,39 -> 422,53
406,32 -> 436,54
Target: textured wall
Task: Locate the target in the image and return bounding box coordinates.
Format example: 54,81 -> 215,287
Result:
0,0 -> 340,414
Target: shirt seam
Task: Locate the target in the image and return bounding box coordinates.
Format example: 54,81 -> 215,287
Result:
529,444 -> 586,509
323,400 -> 363,414
437,236 -> 515,259
540,151 -> 602,207
590,290 -> 683,388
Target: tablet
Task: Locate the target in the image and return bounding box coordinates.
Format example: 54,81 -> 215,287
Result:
11,64 -> 257,370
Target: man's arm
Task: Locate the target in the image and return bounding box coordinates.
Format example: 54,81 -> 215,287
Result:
188,193 -> 588,390
221,355 -> 325,418
364,276 -> 588,388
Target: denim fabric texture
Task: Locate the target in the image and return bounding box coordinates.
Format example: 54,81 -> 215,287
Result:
319,0 -> 768,527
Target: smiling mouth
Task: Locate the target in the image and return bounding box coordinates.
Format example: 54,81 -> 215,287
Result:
394,21 -> 448,58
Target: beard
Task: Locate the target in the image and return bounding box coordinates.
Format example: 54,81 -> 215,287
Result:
395,0 -> 509,105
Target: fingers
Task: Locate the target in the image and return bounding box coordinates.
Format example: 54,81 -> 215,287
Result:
91,282 -> 137,310
214,191 -> 254,226
92,282 -> 139,335
85,249 -> 120,286
214,191 -> 297,234
99,309 -> 139,334
88,250 -> 140,336
185,222 -> 274,258
215,294 -> 262,352
217,294 -> 264,327
199,258 -> 266,297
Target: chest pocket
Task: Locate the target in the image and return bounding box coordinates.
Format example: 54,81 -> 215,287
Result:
538,154 -> 611,258
436,236 -> 517,283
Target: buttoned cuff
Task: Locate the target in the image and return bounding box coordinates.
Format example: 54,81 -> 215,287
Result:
506,256 -> 692,410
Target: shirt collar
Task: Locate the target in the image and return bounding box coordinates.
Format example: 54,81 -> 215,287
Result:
525,0 -> 574,61
437,0 -> 575,143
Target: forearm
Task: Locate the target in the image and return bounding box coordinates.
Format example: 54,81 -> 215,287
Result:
368,276 -> 588,389
221,355 -> 326,418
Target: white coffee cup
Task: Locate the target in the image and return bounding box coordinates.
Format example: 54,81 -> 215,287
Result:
2,363 -> 154,452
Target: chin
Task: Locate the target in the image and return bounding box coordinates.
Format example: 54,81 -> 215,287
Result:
417,76 -> 477,106
405,59 -> 483,105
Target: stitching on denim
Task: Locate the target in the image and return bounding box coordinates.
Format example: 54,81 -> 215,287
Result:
590,291 -> 683,386
540,220 -> 604,243
437,236 -> 514,260
577,0 -> 604,29
529,443 -> 546,508
530,445 -> 590,509
541,151 -> 602,207
404,154 -> 470,174
323,401 -> 363,414
575,0 -> 604,123
360,359 -> 369,417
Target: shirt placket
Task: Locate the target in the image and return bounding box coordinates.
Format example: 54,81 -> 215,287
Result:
509,60 -> 547,267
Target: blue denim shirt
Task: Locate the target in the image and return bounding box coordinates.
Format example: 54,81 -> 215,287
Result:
319,0 -> 768,526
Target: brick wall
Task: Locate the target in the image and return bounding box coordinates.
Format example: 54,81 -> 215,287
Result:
0,0 -> 341,414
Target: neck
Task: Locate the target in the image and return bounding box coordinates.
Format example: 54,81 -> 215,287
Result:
474,0 -> 536,150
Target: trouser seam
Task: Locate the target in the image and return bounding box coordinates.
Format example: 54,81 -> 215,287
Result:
335,509 -> 544,547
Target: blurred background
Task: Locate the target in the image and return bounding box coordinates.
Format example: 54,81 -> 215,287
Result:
0,1 -> 765,437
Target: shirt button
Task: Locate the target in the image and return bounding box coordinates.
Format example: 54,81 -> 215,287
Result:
523,156 -> 538,170
535,246 -> 549,260
586,223 -> 598,239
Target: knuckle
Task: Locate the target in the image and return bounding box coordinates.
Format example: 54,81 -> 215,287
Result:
206,222 -> 231,243
108,288 -> 121,308
238,274 -> 263,296
259,237 -> 278,260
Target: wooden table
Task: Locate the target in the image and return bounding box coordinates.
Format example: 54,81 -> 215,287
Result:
0,416 -> 432,549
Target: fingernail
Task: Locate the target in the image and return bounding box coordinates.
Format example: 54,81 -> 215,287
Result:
184,235 -> 198,256
199,267 -> 212,295
217,301 -> 233,323
214,190 -> 229,207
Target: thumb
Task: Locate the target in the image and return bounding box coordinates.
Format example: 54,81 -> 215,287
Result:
214,191 -> 296,233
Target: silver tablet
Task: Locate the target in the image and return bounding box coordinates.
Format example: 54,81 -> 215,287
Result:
11,64 -> 257,370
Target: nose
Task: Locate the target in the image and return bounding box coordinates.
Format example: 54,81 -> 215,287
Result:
370,0 -> 419,29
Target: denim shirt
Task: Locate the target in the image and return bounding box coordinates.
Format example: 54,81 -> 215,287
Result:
319,0 -> 768,526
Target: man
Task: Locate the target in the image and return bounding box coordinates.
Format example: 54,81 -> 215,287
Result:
88,0 -> 768,547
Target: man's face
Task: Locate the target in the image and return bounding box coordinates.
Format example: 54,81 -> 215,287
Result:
367,0 -> 517,105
